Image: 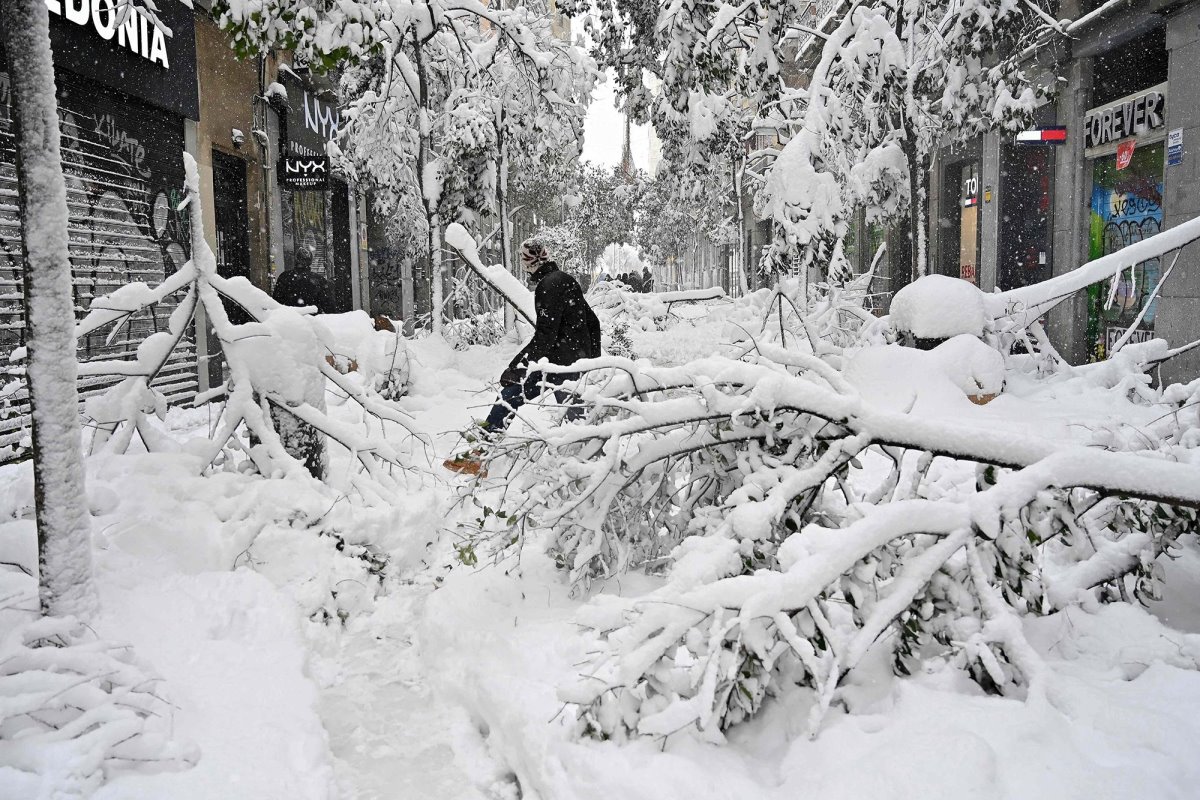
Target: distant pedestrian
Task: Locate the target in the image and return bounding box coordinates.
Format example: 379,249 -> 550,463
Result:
273,246 -> 332,313
641,267 -> 654,293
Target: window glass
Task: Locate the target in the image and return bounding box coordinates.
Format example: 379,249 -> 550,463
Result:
1086,141 -> 1164,359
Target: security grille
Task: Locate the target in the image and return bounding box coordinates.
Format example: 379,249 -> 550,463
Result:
0,72 -> 198,457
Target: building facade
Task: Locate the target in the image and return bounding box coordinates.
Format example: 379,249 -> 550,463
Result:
928,0 -> 1200,383
0,0 -> 378,451
0,0 -> 201,448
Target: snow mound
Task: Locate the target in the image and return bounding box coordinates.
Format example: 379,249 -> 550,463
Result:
891,274 -> 988,339
928,334 -> 1006,396
843,335 -> 1005,411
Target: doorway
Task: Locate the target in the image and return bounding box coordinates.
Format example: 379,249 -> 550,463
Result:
210,150 -> 250,385
939,159 -> 982,283
330,180 -> 354,313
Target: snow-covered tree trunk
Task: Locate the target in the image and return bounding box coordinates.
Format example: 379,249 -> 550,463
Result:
732,156 -> 749,295
496,112 -> 515,333
2,0 -> 97,618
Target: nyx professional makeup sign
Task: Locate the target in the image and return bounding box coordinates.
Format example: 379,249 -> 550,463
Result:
280,155 -> 330,190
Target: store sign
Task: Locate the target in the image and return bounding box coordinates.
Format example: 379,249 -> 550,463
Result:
280,155 -> 329,189
1016,126 -> 1067,145
1084,83 -> 1167,151
281,72 -> 341,158
961,173 -> 979,208
0,0 -> 199,118
1116,140 -> 1136,170
45,0 -> 170,68
1106,326 -> 1152,353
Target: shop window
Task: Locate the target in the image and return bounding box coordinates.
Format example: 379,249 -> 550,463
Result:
1086,141 -> 1164,359
938,160 -> 982,283
1091,27 -> 1167,108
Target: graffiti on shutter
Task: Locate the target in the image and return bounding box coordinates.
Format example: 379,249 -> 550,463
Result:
0,72 -> 197,459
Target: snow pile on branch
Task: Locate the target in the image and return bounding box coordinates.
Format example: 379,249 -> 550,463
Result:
72,154 -> 418,499
451,329 -> 1200,742
890,274 -> 988,340
0,614 -> 198,794
445,223 -> 535,325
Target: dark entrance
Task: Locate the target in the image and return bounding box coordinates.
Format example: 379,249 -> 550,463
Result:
211,150 -> 250,384
330,180 -> 353,313
998,143 -> 1054,291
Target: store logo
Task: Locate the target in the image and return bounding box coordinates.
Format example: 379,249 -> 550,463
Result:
1084,84 -> 1166,150
280,155 -> 330,189
303,92 -> 339,142
44,0 -> 171,68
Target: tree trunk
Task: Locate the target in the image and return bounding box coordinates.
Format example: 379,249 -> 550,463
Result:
496,109 -> 514,334
2,0 -> 97,618
412,35 -> 442,336
429,216 -> 444,334
732,155 -> 750,296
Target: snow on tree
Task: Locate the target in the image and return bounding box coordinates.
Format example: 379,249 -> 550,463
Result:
218,0 -> 592,336
752,0 -> 1051,281
448,227 -> 1200,743
573,0 -> 1055,284
634,166 -> 732,284
0,0 -> 96,619
74,154 -> 417,497
565,164 -> 642,273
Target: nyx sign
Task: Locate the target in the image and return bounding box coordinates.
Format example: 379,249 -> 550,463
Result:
280,155 -> 329,189
1084,84 -> 1167,151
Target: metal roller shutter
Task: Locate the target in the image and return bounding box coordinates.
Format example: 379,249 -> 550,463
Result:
0,72 -> 198,457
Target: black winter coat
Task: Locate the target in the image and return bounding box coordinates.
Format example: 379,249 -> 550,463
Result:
273,267 -> 332,314
508,262 -> 602,373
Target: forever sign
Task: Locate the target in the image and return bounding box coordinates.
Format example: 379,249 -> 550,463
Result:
1084,84 -> 1167,150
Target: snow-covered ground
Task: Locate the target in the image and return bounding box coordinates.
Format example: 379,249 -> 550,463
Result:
5,310 -> 1200,799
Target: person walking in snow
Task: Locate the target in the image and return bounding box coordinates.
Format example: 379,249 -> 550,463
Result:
273,246 -> 332,314
444,237 -> 602,476
641,267 -> 654,293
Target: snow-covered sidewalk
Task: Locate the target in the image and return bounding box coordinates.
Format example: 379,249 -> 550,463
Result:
7,330 -> 1200,799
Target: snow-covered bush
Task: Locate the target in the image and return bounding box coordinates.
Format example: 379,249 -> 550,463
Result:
890,274 -> 989,343
320,312 -> 412,401
0,613 -> 197,793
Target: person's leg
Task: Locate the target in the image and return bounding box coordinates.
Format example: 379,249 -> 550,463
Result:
548,372 -> 584,421
483,382 -> 528,432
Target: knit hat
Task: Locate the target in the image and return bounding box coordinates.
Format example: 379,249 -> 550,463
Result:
519,238 -> 550,267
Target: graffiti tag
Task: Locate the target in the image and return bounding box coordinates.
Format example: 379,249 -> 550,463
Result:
93,113 -> 151,179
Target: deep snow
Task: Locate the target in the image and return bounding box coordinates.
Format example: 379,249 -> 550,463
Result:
4,314 -> 1200,799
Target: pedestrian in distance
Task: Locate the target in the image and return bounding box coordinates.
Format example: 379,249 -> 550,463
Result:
443,238 -> 602,477
273,246 -> 332,314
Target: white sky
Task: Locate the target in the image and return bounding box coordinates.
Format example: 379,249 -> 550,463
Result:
579,74 -> 652,170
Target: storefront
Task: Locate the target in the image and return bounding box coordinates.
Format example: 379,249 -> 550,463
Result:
1082,65 -> 1169,359
0,0 -> 198,449
997,107 -> 1057,293
277,70 -> 355,314
934,140 -> 983,284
